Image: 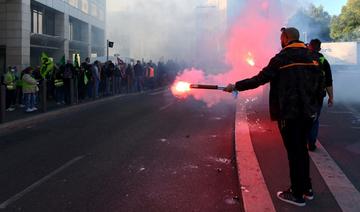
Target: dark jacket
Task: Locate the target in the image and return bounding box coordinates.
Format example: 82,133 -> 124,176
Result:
235,41 -> 324,121
134,63 -> 144,77
317,52 -> 333,99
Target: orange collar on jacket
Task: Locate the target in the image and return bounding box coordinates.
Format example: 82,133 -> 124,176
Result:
283,42 -> 307,49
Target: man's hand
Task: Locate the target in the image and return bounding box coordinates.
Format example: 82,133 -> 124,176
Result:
223,84 -> 235,93
328,97 -> 334,107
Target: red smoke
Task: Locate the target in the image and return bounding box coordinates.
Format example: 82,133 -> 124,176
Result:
172,0 -> 284,106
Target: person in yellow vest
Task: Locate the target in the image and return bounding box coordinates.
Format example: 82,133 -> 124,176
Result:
307,39 -> 334,151
22,67 -> 39,113
14,66 -> 25,108
4,66 -> 17,111
146,63 -> 155,90
53,65 -> 64,105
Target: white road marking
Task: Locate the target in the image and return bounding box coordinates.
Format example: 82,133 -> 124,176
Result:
310,141 -> 360,212
159,102 -> 174,111
327,111 -> 353,115
0,156 -> 85,209
149,89 -> 168,96
235,102 -> 276,212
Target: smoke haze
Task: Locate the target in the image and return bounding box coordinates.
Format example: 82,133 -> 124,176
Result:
172,0 -> 285,106
107,0 -> 204,61
107,0 -> 357,106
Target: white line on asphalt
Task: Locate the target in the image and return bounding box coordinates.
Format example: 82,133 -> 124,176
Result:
0,155 -> 85,209
159,102 -> 174,111
344,104 -> 360,119
309,141 -> 360,212
235,102 -> 276,212
149,89 -> 168,96
327,111 -> 353,114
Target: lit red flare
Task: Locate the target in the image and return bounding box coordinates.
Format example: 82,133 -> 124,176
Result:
174,81 -> 191,92
172,81 -> 226,94
246,52 -> 256,67
190,84 -> 225,90
171,81 -> 238,99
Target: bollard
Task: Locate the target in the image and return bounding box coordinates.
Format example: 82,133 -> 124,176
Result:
40,79 -> 47,113
70,78 -> 74,105
74,77 -> 78,104
0,85 -> 5,123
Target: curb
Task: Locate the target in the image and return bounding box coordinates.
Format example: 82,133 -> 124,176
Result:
234,99 -> 276,212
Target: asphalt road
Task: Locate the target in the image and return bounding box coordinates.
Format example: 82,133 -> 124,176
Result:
243,90 -> 360,210
0,89 -> 242,212
1,71 -> 359,212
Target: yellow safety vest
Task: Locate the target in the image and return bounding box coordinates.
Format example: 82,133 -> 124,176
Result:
54,79 -> 64,87
5,72 -> 16,90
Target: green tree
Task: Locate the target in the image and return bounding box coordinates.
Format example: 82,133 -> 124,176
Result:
288,4 -> 331,41
331,0 -> 360,41
287,4 -> 332,42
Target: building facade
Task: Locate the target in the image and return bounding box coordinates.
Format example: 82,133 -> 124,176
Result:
0,0 -> 106,75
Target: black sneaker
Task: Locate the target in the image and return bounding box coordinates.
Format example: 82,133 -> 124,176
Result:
277,190 -> 306,207
304,189 -> 314,200
308,143 -> 317,151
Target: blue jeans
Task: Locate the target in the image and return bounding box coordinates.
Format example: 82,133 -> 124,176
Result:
24,93 -> 35,110
135,76 -> 143,92
94,80 -> 100,98
308,104 -> 323,145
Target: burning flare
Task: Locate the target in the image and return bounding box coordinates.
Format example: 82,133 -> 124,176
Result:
246,52 -> 256,67
174,81 -> 191,92
171,81 -> 191,97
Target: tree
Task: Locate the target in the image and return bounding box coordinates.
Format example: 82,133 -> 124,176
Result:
287,4 -> 332,42
331,0 -> 360,41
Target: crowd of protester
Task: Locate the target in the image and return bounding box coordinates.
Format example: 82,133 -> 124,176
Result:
0,57 -> 184,113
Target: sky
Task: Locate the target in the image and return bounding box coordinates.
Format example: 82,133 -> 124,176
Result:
311,0 -> 347,15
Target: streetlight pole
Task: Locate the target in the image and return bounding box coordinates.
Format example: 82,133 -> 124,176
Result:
107,39 -> 109,61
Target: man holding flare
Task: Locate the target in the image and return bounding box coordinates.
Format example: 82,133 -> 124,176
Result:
224,27 -> 324,207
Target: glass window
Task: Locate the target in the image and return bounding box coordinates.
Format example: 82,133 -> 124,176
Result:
68,0 -> 78,8
32,10 -> 37,33
91,3 -> 97,17
38,12 -> 43,34
81,0 -> 89,14
98,9 -> 104,21
31,9 -> 43,34
44,11 -> 55,35
69,22 -> 73,40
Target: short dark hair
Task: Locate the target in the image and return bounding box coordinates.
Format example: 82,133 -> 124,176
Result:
310,39 -> 321,51
281,27 -> 300,41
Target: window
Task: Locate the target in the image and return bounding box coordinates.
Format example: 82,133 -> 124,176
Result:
68,0 -> 78,8
69,18 -> 85,41
98,9 -> 104,21
69,22 -> 74,40
81,0 -> 89,14
32,9 -> 43,34
91,3 -> 97,17
44,11 -> 55,35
